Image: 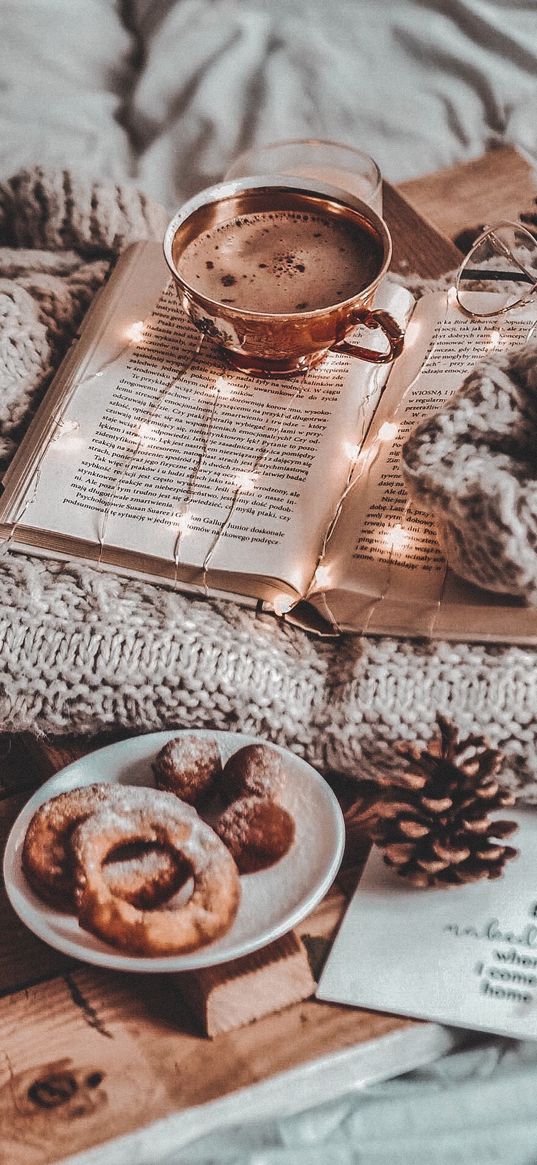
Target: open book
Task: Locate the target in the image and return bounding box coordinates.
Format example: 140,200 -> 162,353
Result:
1,241 -> 537,642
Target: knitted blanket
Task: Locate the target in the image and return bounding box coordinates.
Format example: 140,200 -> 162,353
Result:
1,167 -> 536,800
403,342 -> 537,600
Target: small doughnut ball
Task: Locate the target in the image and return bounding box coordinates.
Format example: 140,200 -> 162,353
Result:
220,744 -> 286,806
152,735 -> 222,806
215,796 -> 295,873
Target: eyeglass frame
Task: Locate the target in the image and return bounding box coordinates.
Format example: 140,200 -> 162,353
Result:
455,219 -> 537,320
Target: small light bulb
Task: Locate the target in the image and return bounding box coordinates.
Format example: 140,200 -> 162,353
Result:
344,441 -> 361,460
489,329 -> 501,349
386,524 -> 408,551
176,510 -> 191,536
404,318 -> 422,348
125,320 -> 146,344
314,564 -> 331,588
53,418 -> 80,441
447,286 -> 458,307
136,421 -> 159,447
214,375 -> 234,398
378,421 -> 398,442
273,594 -> 293,616
234,471 -> 257,492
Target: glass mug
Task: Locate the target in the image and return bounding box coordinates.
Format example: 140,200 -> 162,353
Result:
163,176 -> 404,377
224,139 -> 383,215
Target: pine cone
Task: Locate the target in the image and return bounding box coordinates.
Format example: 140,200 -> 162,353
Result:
370,716 -> 518,888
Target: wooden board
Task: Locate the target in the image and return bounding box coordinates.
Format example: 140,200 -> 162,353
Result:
399,145 -> 537,243
0,737 -> 455,1165
383,181 -> 461,276
0,963 -> 454,1165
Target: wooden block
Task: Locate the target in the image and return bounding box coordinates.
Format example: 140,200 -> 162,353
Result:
398,146 -> 537,242
383,181 -> 462,279
176,930 -> 316,1037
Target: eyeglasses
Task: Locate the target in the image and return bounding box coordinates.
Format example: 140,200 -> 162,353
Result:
455,220 -> 537,319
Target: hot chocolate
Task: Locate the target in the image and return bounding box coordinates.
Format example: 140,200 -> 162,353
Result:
164,180 -> 401,376
175,208 -> 382,314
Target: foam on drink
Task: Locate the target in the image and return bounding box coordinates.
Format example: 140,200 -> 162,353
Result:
176,208 -> 382,314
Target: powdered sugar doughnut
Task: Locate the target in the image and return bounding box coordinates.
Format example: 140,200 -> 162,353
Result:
22,783 -> 198,910
215,796 -> 295,873
72,805 -> 240,955
220,744 -> 286,806
103,842 -> 188,909
152,735 -> 222,806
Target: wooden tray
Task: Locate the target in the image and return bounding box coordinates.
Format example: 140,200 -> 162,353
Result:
0,967 -> 454,1165
1,737 -> 457,1165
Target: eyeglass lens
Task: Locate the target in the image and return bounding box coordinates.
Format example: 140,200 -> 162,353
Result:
457,223 -> 537,317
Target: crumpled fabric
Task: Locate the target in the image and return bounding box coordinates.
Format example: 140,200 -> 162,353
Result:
403,341 -> 537,600
2,1 -> 537,209
141,1038 -> 537,1165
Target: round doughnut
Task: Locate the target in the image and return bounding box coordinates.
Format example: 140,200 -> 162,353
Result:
103,843 -> 189,909
72,805 -> 240,955
152,735 -> 222,806
215,796 -> 295,873
220,744 -> 286,806
22,783 -> 198,910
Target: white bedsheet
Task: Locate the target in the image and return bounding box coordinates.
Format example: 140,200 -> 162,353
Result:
2,0 -> 537,210
1,1 -> 133,183
176,1040 -> 537,1165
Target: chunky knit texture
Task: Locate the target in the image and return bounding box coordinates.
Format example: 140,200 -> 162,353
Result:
403,344 -> 537,599
1,167 -> 537,800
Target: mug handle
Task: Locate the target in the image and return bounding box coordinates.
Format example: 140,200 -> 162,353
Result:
333,308 -> 405,363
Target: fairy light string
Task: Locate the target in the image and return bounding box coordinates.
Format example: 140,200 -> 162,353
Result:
301,284 -> 537,630
0,289 -> 449,608
357,495 -> 413,637
173,284 -> 534,617
85,319 -> 152,386
172,379 -> 222,581
0,414 -> 83,556
89,313 -> 310,595
337,290 -> 536,636
301,365 -> 388,631
198,377 -> 310,594
303,287 -> 452,624
97,330 -> 205,566
0,313 -> 157,556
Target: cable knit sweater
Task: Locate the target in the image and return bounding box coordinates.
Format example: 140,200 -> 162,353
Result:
403,343 -> 537,600
1,167 -> 536,800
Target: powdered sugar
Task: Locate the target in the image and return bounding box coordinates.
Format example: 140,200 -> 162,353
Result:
153,734 -> 222,805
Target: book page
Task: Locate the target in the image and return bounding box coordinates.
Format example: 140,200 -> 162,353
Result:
1,242 -> 412,597
312,291 -> 537,635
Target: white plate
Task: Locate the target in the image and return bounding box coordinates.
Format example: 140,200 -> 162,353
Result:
4,731 -> 345,973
